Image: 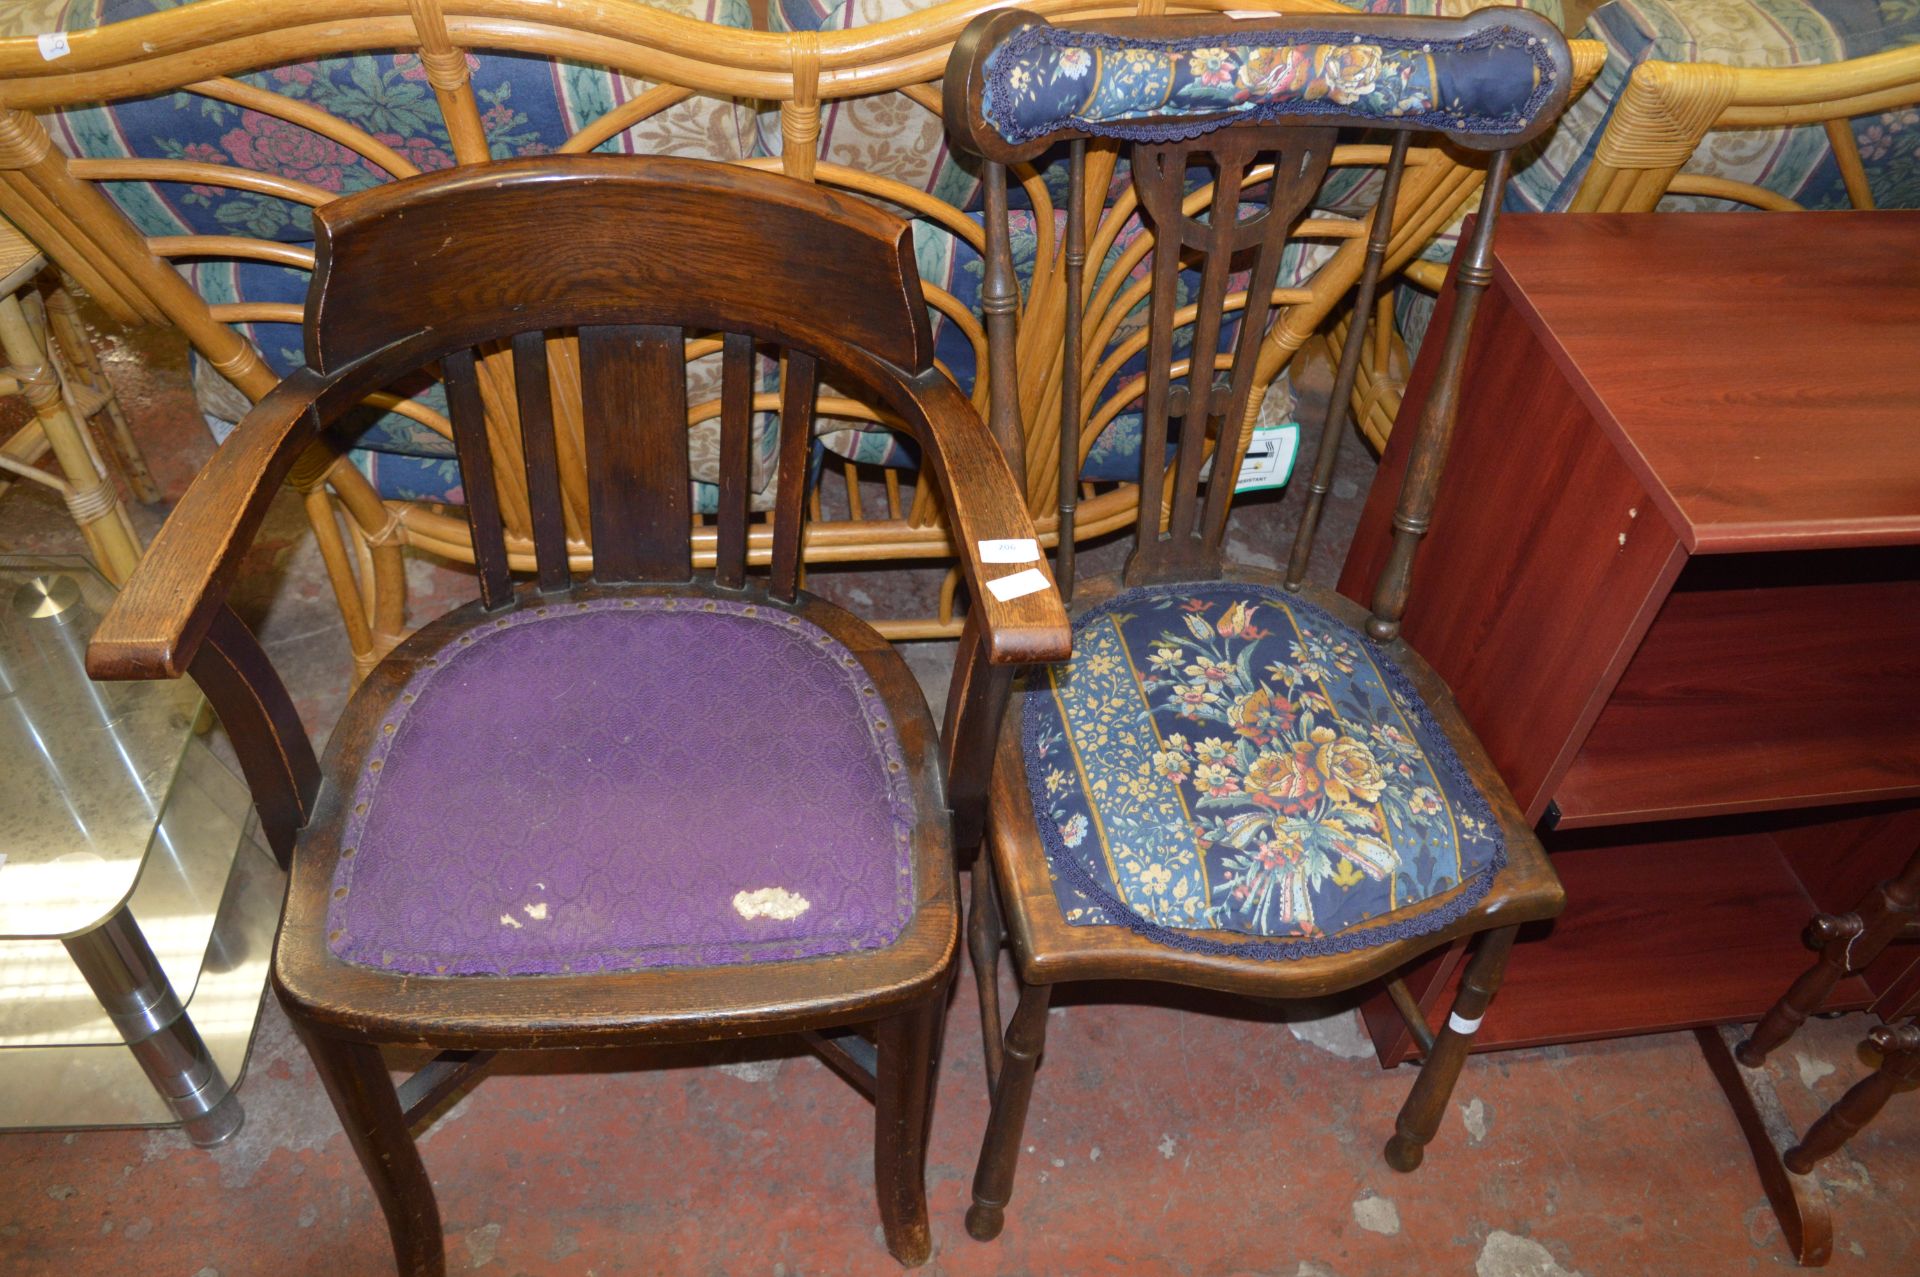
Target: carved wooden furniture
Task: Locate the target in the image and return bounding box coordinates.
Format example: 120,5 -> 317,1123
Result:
1690,842 -> 1920,1266
1340,211 -> 1920,1066
0,219 -> 148,584
84,155 -> 1070,1274
0,0 -> 1496,675
946,7 -> 1573,1239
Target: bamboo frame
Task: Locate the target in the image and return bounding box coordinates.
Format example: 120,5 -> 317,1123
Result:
0,0 -> 1506,670
1572,43 -> 1920,214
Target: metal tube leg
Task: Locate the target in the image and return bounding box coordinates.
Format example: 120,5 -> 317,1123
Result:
966,981 -> 1053,1242
1385,925 -> 1517,1173
63,907 -> 244,1147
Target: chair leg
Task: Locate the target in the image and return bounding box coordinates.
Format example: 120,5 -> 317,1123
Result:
1786,1022 -> 1920,1174
966,981 -> 1053,1243
873,994 -> 944,1267
968,861 -> 1007,1092
290,1015 -> 446,1277
1385,925 -> 1517,1173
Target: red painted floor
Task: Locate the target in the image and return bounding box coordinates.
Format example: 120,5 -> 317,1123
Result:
3,305 -> 1917,1277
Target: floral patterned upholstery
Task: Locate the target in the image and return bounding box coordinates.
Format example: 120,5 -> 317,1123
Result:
1022,583 -> 1504,957
978,23 -> 1559,145
328,595 -> 916,976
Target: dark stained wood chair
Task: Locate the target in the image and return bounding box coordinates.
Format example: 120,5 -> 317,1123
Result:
84,155 -> 1070,1274
943,7 -> 1574,1239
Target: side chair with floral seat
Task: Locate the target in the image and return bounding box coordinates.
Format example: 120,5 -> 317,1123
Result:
83,154 -> 1070,1274
944,6 -> 1575,1239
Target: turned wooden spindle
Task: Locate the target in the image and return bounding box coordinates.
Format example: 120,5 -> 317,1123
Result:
1740,845 -> 1920,1066
1784,1022 -> 1920,1173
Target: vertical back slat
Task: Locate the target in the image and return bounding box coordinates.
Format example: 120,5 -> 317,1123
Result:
1164,147 -> 1249,544
443,346 -> 511,608
1129,144 -> 1186,554
580,323 -> 691,584
768,349 -> 818,603
1199,131 -> 1340,554
714,331 -> 756,590
511,329 -> 570,593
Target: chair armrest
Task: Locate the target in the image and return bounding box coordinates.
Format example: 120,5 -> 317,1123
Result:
87,368 -> 327,682
895,371 -> 1070,847
898,371 -> 1071,667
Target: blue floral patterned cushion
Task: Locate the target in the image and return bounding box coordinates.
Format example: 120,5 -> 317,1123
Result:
980,24 -> 1559,147
1022,582 -> 1504,958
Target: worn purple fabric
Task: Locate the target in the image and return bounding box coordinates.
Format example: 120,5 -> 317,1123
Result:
326,596 -> 916,976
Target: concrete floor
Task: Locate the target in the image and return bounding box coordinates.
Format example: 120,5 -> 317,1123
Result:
2,307 -> 1918,1277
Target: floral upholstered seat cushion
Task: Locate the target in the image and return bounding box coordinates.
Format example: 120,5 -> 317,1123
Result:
327,596 -> 916,976
1022,582 -> 1504,958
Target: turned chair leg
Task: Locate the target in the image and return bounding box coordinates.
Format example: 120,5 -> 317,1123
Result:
966,981 -> 1053,1243
1785,1022 -> 1920,1174
290,1016 -> 445,1277
1385,925 -> 1517,1173
968,862 -> 1008,1092
874,994 -> 944,1267
1741,845 -> 1920,1067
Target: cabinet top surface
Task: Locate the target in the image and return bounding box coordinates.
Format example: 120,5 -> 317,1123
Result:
1492,212 -> 1920,553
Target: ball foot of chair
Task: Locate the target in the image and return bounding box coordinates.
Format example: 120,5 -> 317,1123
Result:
965,982 -> 1053,1244
1383,1132 -> 1424,1173
965,1202 -> 1006,1241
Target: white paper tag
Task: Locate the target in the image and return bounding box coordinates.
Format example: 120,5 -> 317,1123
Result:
985,567 -> 1051,603
1234,421 -> 1300,493
1448,1011 -> 1483,1036
978,538 -> 1040,564
37,32 -> 70,60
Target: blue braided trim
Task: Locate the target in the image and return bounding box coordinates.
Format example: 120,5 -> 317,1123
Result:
1020,580 -> 1506,962
982,23 -> 1558,147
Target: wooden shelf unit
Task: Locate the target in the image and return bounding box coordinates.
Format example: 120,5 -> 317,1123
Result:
1340,213 -> 1920,1064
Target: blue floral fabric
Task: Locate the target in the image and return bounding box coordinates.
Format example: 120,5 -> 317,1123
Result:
981,24 -> 1558,147
1023,582 -> 1504,958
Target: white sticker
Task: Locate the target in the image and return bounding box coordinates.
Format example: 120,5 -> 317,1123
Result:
37,32 -> 70,61
978,538 -> 1041,564
985,567 -> 1051,603
1234,421 -> 1301,493
1448,1011 -> 1483,1036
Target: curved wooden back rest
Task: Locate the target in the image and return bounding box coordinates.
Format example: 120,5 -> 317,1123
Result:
306,155 -> 929,603
947,9 -> 1572,636
1572,42 -> 1920,212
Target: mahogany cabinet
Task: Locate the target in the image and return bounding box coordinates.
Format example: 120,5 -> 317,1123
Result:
1339,212 -> 1920,1063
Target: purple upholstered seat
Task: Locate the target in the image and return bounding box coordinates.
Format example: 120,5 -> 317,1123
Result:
325,596 -> 917,977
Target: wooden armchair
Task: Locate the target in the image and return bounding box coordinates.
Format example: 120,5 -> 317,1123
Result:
945,5 -> 1573,1238
84,155 -> 1069,1273
0,0 -> 1501,673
